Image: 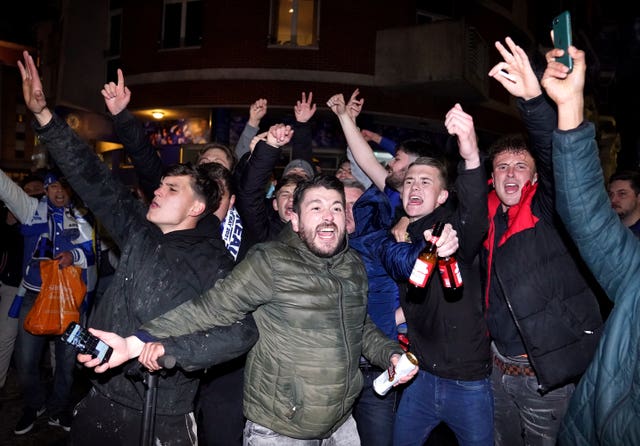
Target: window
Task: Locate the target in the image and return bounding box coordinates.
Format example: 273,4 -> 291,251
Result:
269,0 -> 319,47
162,0 -> 203,49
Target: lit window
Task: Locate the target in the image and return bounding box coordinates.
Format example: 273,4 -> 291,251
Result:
269,0 -> 319,47
162,0 -> 203,49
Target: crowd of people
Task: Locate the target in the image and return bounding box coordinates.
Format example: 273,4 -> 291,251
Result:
0,33 -> 638,446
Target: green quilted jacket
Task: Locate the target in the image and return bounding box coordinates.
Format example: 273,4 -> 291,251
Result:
143,225 -> 402,439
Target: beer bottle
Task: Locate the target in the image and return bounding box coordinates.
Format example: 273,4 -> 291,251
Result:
438,253 -> 464,301
407,221 -> 444,292
438,255 -> 463,289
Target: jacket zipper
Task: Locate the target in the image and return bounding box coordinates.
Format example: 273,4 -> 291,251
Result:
494,264 -> 545,392
329,262 -> 351,418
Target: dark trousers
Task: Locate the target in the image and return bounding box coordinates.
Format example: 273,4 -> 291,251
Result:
15,290 -> 76,415
71,387 -> 197,445
196,355 -> 246,446
352,364 -> 400,446
492,345 -> 574,446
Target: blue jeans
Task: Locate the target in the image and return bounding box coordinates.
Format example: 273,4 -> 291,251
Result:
492,348 -> 574,446
14,290 -> 77,414
243,416 -> 360,445
352,365 -> 399,446
393,369 -> 494,446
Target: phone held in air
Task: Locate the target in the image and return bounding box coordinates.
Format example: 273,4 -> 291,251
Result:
552,10 -> 573,73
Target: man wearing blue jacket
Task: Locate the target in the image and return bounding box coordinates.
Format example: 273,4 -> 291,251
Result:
0,169 -> 95,434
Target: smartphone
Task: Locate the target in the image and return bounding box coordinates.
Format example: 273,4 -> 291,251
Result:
552,11 -> 573,72
61,322 -> 113,365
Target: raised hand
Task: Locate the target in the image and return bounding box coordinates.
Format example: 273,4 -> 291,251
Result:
17,51 -> 52,125
248,98 -> 268,127
346,89 -> 365,122
541,46 -> 586,130
249,131 -> 268,153
326,93 -> 347,116
444,103 -> 480,168
488,37 -> 542,101
294,92 -> 316,123
361,129 -> 382,144
266,123 -> 294,148
101,68 -> 132,116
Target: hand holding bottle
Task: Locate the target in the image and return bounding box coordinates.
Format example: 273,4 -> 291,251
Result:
430,223 -> 458,258
408,223 -> 460,290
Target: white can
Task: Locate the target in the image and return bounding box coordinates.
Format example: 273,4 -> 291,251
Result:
373,352 -> 418,396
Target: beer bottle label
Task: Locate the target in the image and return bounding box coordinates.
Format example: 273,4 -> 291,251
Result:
438,259 -> 463,288
409,258 -> 433,287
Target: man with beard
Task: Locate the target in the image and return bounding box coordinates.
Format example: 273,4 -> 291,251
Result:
329,91 -> 438,215
78,174 -> 452,444
607,170 -> 640,237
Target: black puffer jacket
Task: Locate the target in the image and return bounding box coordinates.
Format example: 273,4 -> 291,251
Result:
35,114 -> 258,415
383,165 -> 491,381
482,95 -> 603,393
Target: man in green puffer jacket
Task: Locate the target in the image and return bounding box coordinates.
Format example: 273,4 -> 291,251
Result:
543,44 -> 640,445
83,172 -> 452,443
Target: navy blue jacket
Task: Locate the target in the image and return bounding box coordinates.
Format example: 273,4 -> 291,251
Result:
349,185 -> 399,339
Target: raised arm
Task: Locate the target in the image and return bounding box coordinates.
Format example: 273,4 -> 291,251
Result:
328,90 -> 388,191
0,169 -> 38,223
235,124 -> 293,244
489,37 -> 557,214
291,92 -> 316,163
444,103 -> 488,261
103,69 -> 163,202
544,47 -> 634,304
236,98 -> 267,159
18,51 -> 145,247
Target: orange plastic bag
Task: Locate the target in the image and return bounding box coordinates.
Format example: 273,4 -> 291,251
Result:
24,259 -> 86,335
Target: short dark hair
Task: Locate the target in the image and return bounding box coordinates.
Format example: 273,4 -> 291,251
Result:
609,170 -> 640,194
293,175 -> 345,214
163,163 -> 222,219
274,173 -> 306,196
488,133 -> 530,164
198,143 -> 237,170
204,162 -> 235,196
397,139 -> 441,159
408,156 -> 449,190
